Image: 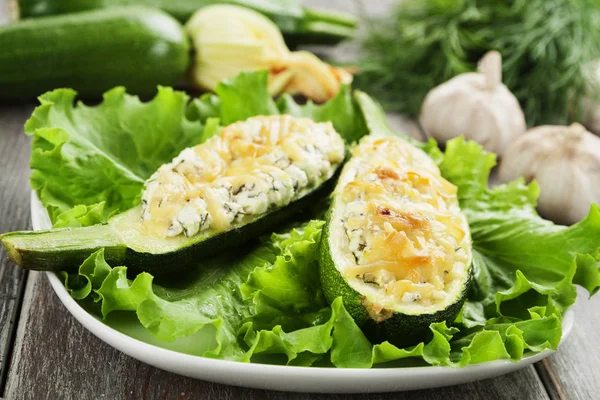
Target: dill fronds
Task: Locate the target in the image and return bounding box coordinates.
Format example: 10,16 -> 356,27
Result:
354,0 -> 600,126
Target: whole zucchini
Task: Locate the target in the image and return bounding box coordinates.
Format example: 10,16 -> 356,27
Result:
15,0 -> 358,46
319,133 -> 472,347
0,6 -> 190,99
1,115 -> 346,276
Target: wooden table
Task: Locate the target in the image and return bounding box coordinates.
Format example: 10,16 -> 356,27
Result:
1,1 -> 599,399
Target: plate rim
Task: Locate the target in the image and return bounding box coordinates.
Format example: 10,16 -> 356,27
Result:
32,192 -> 574,392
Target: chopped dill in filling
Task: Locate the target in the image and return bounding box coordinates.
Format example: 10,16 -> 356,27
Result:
140,115 -> 345,238
336,136 -> 472,310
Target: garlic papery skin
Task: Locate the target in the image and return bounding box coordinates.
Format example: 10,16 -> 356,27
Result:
583,98 -> 600,136
185,5 -> 352,102
582,62 -> 600,135
420,51 -> 526,156
498,123 -> 600,225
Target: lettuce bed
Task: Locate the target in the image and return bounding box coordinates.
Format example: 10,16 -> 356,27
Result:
27,71 -> 600,368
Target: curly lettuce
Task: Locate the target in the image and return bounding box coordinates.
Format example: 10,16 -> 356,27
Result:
26,87 -> 206,223
28,71 -> 365,226
27,71 -> 600,368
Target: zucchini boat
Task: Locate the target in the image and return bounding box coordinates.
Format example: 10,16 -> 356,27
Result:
1,115 -> 345,276
0,7 -> 190,99
319,135 -> 472,347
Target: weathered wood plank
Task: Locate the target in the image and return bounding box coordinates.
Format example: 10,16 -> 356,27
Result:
5,272 -> 550,400
534,288 -> 600,400
0,105 -> 34,393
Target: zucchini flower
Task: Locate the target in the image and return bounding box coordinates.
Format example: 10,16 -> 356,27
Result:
186,5 -> 352,102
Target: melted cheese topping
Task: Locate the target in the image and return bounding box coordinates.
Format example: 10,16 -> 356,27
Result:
331,136 -> 472,316
140,115 -> 345,238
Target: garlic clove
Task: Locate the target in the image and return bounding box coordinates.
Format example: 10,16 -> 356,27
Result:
498,123 -> 600,225
583,97 -> 600,136
479,50 -> 502,92
420,51 -> 526,156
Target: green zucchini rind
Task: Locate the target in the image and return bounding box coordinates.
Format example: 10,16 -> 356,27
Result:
2,115 -> 345,276
319,135 -> 472,347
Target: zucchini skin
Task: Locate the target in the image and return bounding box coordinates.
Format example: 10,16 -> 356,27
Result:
1,167 -> 339,277
16,0 -> 358,46
0,6 -> 190,99
17,0 -> 304,22
319,204 -> 471,348
0,224 -> 128,274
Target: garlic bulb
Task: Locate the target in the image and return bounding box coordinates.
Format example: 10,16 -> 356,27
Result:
185,5 -> 352,102
498,123 -> 600,225
420,51 -> 526,156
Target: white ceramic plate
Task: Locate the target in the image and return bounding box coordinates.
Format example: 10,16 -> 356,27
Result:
31,193 -> 573,393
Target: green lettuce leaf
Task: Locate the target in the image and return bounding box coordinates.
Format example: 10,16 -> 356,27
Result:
29,71 -> 368,227
186,71 -> 279,125
238,135 -> 599,367
237,96 -> 600,367
63,221 -> 326,362
353,90 -> 444,163
277,85 -> 367,143
27,87 -> 206,223
440,137 -> 600,325
27,71 -> 600,368
187,71 -> 368,144
53,202 -> 107,228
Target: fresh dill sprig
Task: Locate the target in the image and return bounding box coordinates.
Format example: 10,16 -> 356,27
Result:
354,0 -> 600,126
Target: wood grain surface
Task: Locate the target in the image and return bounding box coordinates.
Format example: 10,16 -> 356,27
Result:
0,105 -> 33,393
534,288 -> 600,400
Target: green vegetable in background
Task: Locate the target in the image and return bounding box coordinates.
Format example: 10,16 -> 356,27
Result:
21,71 -> 600,367
0,6 -> 190,99
15,0 -> 358,47
354,0 -> 600,126
185,5 -> 353,102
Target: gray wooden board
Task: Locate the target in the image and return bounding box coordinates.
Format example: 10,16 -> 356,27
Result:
534,288 -> 600,400
0,105 -> 33,393
5,272 -> 550,400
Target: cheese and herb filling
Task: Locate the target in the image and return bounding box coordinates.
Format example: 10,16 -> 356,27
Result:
140,115 -> 345,239
329,136 -> 472,317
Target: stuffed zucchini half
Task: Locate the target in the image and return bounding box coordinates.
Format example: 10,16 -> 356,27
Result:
2,115 -> 345,275
319,135 -> 472,347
